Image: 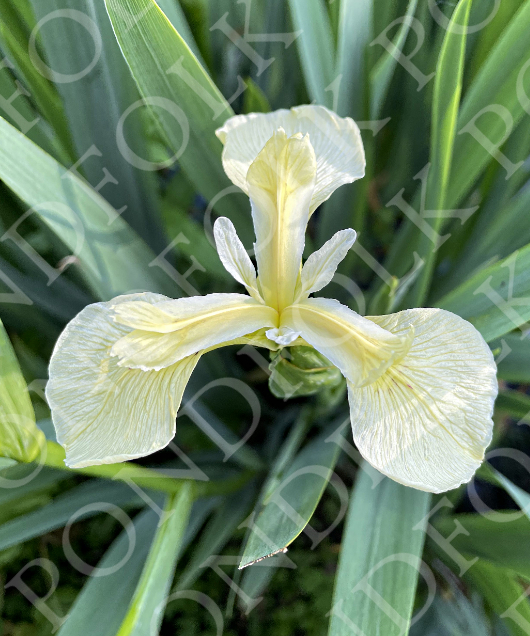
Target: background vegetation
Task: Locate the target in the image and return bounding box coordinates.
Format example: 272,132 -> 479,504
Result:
0,0 -> 530,634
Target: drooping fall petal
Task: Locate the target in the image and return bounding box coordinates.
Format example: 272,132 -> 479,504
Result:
347,308 -> 498,493
216,105 -> 365,212
247,129 -> 316,312
280,297 -> 413,388
45,294 -> 200,468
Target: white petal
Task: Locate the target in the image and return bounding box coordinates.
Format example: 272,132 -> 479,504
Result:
216,105 -> 365,213
280,298 -> 413,387
266,327 -> 301,346
348,308 -> 498,493
213,217 -> 262,302
46,294 -> 200,468
247,129 -> 316,311
111,293 -> 278,370
298,228 -> 357,300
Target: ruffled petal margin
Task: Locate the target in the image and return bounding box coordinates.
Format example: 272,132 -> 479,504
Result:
216,105 -> 365,213
46,294 -> 199,468
347,308 -> 498,493
46,292 -> 277,467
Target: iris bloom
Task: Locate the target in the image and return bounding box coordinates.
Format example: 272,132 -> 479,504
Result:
46,105 -> 498,493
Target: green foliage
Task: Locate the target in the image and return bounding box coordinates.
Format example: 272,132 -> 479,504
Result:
288,0 -> 335,107
0,319 -> 44,462
240,422 -> 343,569
0,116 -> 170,300
116,486 -> 194,635
438,243 -> 530,342
409,0 -> 472,307
57,508 -> 162,636
329,467 -> 431,636
0,0 -> 530,634
105,0 -> 253,240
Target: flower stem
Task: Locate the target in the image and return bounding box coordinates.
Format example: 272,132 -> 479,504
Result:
41,440 -> 255,498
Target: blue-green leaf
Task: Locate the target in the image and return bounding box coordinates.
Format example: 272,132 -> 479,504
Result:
447,0 -> 530,208
0,115 -> 171,299
57,507 -> 160,636
437,242 -> 530,342
328,467 -> 431,636
288,0 -> 334,107
409,0 -> 473,307
0,480 -> 143,551
27,0 -> 165,250
104,0 -> 251,236
240,424 -> 343,569
116,484 -> 194,636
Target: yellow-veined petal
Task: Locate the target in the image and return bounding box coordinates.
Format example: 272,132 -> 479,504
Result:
213,217 -> 262,302
111,293 -> 278,370
247,129 -> 316,311
216,105 -> 365,212
297,228 -> 357,301
221,328 -> 280,351
46,294 -> 200,468
280,298 -> 412,387
348,308 -> 498,493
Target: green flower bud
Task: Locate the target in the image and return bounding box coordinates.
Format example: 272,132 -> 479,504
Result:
0,322 -> 45,463
269,346 -> 343,399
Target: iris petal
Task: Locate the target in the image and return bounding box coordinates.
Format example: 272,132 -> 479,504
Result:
280,298 -> 413,387
213,217 -> 262,302
347,308 -> 498,493
247,129 -> 316,311
45,294 -> 200,468
216,105 -> 365,213
111,293 -> 278,370
298,228 -> 357,300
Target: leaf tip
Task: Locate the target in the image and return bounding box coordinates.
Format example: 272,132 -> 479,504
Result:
238,547 -> 288,570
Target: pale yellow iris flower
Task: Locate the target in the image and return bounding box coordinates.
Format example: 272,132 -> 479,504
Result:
46,105 -> 498,493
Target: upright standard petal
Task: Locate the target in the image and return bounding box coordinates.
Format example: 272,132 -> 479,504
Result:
297,228 -> 357,301
213,217 -> 261,302
46,294 -> 200,468
216,105 -> 365,212
348,308 -> 498,493
280,298 -> 413,387
111,293 -> 278,370
247,129 -> 316,312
